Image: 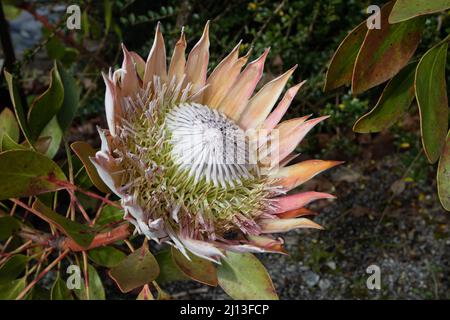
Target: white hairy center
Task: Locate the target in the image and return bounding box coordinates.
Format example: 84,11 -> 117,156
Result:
166,103 -> 256,188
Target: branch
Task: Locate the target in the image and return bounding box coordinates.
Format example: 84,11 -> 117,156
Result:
17,223 -> 131,252
11,199 -> 131,252
50,178 -> 122,209
16,249 -> 69,300
61,224 -> 131,252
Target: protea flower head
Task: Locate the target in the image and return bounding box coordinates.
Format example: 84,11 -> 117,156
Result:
92,21 -> 342,263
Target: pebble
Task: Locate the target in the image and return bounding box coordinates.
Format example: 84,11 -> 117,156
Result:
326,261 -> 337,270
302,271 -> 320,287
319,279 -> 331,291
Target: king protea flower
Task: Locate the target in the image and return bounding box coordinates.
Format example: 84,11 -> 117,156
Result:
92,22 -> 341,263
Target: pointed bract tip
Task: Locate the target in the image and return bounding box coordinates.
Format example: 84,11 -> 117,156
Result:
297,79 -> 307,88
242,47 -> 253,59
233,39 -> 243,52
288,81 -> 306,93
305,115 -> 330,124
176,28 -> 186,45
102,71 -> 113,85
201,21 -> 210,39
251,47 -> 270,65
121,43 -> 130,55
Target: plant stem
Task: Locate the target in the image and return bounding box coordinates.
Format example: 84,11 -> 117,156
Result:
16,249 -> 69,300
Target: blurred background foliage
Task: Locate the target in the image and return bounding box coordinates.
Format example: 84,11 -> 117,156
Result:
2,0 -> 449,173
1,0 -> 450,299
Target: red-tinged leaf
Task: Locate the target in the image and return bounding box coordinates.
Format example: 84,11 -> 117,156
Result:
71,141 -> 111,193
155,250 -> 188,284
415,41 -> 449,164
27,62 -> 64,140
0,150 -> 66,200
389,0 -> 450,24
171,247 -> 218,287
324,21 -> 367,91
352,2 -> 424,94
217,252 -> 278,300
438,131 -> 450,211
353,62 -> 417,133
109,245 -> 160,293
32,199 -> 95,249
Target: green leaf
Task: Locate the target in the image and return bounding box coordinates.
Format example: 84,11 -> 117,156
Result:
217,252 -> 278,300
46,37 -> 66,60
354,62 -> 417,133
96,204 -> 123,225
0,216 -> 21,241
415,41 -> 449,164
389,0 -> 450,24
39,117 -> 63,159
60,48 -> 80,67
109,245 -> 160,293
50,274 -> 74,300
71,141 -> 111,193
27,62 -> 64,141
57,64 -> 81,132
2,4 -> 22,20
74,166 -> 93,190
155,249 -> 188,284
32,199 -> 95,249
4,71 -> 33,144
1,133 -> 26,152
0,255 -> 28,284
0,150 -> 66,200
324,21 -> 367,91
0,277 -> 26,299
29,285 -> 50,300
438,131 -> 450,211
75,264 -> 105,300
104,0 -> 113,34
352,2 -> 424,94
88,246 -> 126,268
0,108 -> 19,143
171,247 -> 218,286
